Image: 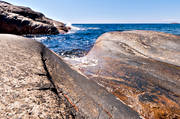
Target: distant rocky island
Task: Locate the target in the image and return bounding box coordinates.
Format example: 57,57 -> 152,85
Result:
0,1 -> 180,119
171,22 -> 180,24
0,1 -> 70,35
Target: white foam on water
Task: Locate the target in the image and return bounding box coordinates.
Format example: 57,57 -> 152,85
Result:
87,27 -> 100,30
66,23 -> 100,34
64,56 -> 98,68
66,23 -> 83,34
66,23 -> 81,31
33,36 -> 47,42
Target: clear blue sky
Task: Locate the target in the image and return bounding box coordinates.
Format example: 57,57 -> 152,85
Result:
4,0 -> 180,23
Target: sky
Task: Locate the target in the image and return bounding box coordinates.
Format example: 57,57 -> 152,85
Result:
3,0 -> 180,23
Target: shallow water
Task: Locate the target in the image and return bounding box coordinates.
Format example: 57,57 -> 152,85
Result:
29,24 -> 180,57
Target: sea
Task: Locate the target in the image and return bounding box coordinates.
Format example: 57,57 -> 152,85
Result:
29,24 -> 180,58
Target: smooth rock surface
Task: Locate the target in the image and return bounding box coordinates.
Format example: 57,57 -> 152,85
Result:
66,30 -> 180,119
0,1 -> 69,35
0,34 -> 141,119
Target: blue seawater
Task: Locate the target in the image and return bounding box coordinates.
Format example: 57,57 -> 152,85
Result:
29,24 -> 180,57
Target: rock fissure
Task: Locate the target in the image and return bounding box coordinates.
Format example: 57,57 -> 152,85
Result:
35,73 -> 47,76
40,51 -> 79,118
40,51 -> 59,96
0,34 -> 145,118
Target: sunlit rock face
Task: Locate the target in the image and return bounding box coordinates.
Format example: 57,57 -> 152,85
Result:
67,30 -> 180,119
0,34 -> 141,119
0,34 -> 79,118
0,1 -> 69,35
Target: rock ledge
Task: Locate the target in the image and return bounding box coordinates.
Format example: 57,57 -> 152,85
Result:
0,1 -> 69,35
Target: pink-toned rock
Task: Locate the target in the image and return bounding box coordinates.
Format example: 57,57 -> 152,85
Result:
66,30 -> 180,119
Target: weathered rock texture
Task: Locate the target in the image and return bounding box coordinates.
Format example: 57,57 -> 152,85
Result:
0,34 -> 141,119
0,34 -> 79,118
66,30 -> 180,119
0,1 -> 69,35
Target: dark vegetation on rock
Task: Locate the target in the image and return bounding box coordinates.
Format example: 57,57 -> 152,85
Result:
0,1 -> 69,35
67,30 -> 180,119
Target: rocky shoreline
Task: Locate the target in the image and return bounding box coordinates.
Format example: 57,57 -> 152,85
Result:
0,30 -> 180,119
0,34 -> 141,119
0,1 -> 69,35
0,1 -> 180,119
66,30 -> 180,119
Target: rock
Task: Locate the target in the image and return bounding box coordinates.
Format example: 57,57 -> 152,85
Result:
66,30 -> 180,119
0,34 -> 78,118
0,34 -> 141,119
0,1 -> 69,35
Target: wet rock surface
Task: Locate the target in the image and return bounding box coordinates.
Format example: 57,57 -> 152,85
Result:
0,34 -> 141,119
0,1 -> 69,35
66,30 -> 180,119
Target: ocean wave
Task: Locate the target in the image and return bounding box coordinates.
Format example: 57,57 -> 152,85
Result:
87,27 -> 100,30
66,23 -> 81,30
33,36 -> 48,42
64,56 -> 98,68
66,23 -> 83,34
66,23 -> 100,34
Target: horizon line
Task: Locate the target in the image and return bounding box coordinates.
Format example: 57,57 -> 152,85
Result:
69,22 -> 179,24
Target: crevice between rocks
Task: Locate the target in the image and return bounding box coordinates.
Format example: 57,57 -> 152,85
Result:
40,51 -> 81,119
40,51 -> 59,96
